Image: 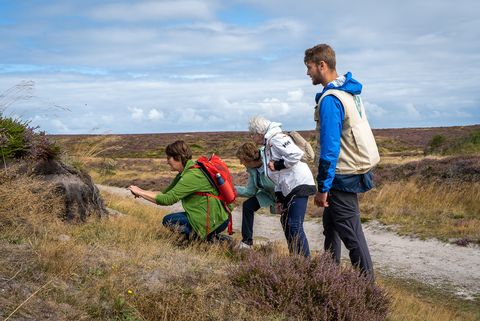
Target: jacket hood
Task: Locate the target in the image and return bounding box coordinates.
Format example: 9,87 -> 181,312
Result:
264,121 -> 282,141
315,72 -> 362,103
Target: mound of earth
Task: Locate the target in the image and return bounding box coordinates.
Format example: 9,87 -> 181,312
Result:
15,158 -> 108,221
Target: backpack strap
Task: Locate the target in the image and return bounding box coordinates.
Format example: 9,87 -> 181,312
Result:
195,192 -> 233,235
205,196 -> 210,235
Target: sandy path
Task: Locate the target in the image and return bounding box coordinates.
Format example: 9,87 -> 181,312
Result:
98,184 -> 480,299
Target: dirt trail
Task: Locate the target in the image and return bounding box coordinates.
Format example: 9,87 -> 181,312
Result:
98,184 -> 480,300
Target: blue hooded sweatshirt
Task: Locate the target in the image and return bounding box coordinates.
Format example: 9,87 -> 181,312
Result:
315,72 -> 374,193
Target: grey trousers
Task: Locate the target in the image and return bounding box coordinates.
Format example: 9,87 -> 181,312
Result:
323,189 -> 374,280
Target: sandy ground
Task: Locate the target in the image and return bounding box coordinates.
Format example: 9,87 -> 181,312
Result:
98,184 -> 480,300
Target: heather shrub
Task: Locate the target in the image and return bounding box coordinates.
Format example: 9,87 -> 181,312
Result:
373,156 -> 480,185
232,251 -> 390,321
0,116 -> 30,159
0,114 -> 60,161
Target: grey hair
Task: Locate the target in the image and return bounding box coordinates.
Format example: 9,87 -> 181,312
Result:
248,116 -> 271,135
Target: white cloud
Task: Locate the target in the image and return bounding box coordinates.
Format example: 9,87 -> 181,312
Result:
364,101 -> 386,118
404,103 -> 422,120
258,98 -> 291,116
129,107 -> 144,121
51,119 -> 69,132
178,108 -> 204,123
89,1 -> 215,22
148,108 -> 164,120
287,89 -> 303,102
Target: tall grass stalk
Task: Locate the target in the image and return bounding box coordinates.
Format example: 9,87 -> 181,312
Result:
1,148 -> 6,174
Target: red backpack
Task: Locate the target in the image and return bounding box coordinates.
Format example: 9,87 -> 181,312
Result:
191,154 -> 237,235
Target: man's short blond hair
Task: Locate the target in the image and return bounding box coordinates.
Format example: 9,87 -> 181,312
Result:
304,44 -> 336,70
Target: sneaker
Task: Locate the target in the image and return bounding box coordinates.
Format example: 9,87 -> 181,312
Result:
238,241 -> 253,250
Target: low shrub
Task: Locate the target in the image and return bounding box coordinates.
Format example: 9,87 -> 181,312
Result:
0,116 -> 29,159
0,114 -> 60,161
446,129 -> 480,155
425,130 -> 480,155
374,156 -> 480,185
425,134 -> 446,154
232,251 -> 390,321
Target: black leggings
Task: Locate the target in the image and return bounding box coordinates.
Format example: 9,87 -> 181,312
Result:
241,196 -> 260,245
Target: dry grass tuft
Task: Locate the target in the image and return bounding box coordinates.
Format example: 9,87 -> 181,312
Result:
0,173 -> 64,242
361,180 -> 480,243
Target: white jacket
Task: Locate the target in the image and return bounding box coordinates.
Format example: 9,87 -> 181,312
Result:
263,123 -> 315,197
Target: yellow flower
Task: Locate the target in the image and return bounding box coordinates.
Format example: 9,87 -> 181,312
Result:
127,289 -> 134,295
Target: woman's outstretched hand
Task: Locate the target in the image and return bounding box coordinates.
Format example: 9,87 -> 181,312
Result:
127,185 -> 142,198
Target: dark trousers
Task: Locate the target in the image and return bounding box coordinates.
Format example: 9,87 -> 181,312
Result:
323,189 -> 374,279
280,196 -> 310,257
162,212 -> 229,241
241,196 -> 261,246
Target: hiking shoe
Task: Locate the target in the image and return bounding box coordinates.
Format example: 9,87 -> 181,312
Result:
238,241 -> 253,250
214,234 -> 233,244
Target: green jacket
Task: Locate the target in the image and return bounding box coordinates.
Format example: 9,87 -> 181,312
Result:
155,159 -> 229,239
235,166 -> 276,208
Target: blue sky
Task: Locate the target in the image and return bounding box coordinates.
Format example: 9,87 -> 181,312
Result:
0,0 -> 479,134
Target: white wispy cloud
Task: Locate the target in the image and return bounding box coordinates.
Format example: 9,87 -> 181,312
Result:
89,1 -> 216,21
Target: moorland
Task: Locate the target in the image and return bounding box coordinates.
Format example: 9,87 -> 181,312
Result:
1,121 -> 479,320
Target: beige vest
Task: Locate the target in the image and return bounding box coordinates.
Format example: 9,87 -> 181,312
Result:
315,89 -> 380,174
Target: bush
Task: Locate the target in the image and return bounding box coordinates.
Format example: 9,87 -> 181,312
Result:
0,114 -> 60,161
446,130 -> 480,155
231,251 -> 390,321
425,130 -> 480,155
0,116 -> 29,159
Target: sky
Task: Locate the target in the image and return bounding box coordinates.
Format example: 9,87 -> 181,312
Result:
0,0 -> 479,134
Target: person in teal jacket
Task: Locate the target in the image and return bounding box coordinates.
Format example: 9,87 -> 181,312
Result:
128,140 -> 229,240
235,142 -> 276,249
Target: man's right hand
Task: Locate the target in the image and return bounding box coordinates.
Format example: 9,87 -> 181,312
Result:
314,192 -> 329,207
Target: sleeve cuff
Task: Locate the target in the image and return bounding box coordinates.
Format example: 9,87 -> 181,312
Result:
273,160 -> 286,170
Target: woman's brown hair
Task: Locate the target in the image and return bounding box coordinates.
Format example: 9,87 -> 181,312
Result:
165,140 -> 192,166
236,142 -> 261,162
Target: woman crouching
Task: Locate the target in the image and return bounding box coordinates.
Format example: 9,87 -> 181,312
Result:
128,140 -> 229,241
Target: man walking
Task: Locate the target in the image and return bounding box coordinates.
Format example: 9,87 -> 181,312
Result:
304,44 -> 379,279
